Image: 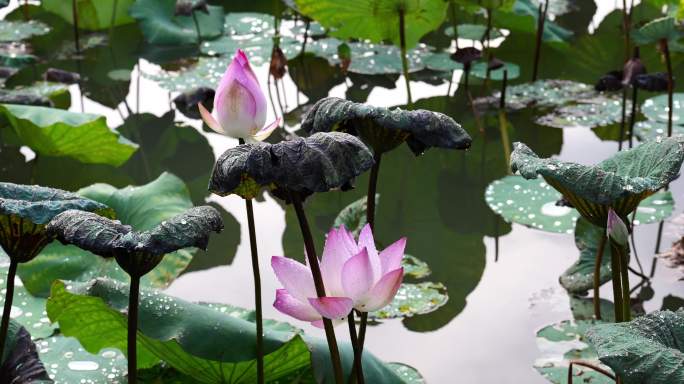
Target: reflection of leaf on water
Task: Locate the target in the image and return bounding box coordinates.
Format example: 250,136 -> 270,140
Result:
288,53 -> 344,102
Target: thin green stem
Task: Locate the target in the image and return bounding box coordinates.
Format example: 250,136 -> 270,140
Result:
662,39 -> 673,137
109,0 -> 118,39
347,311 -> 365,384
628,86 -> 638,148
619,88 -> 627,151
72,0 -> 80,54
192,11 -> 202,45
531,1 -> 548,81
243,189 -> 264,383
290,192 -> 344,384
128,275 -> 140,384
609,242 -> 624,322
0,260 -> 18,361
593,233 -> 607,320
619,245 -> 631,321
398,8 -> 412,106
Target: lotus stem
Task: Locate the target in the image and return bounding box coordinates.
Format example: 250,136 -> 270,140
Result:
290,192 -> 344,384
23,0 -> 29,20
498,110 -> 511,168
347,311 -> 365,384
109,0 -> 118,39
622,0 -> 631,62
0,260 -> 18,361
609,241 -> 624,322
593,232 -> 607,320
238,137 -> 265,384
628,86 -> 638,149
619,88 -> 627,151
128,275 -> 140,384
483,8 -> 492,52
499,69 -> 508,109
618,244 -> 631,321
568,361 -> 616,384
72,0 -> 80,54
531,1 -> 548,81
192,11 -> 202,45
449,1 -> 459,50
661,39 -> 674,137
398,8 -> 412,106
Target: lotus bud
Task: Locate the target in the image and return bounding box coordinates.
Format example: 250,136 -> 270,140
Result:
607,208 -> 629,246
198,49 -> 280,142
337,43 -> 351,74
622,47 -> 646,86
269,46 -> 288,80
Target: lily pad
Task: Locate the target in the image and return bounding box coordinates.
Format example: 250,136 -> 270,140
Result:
633,120 -> 684,141
1,320 -> 51,383
129,0 -> 225,45
0,20 -> 50,42
632,16 -> 681,45
445,24 -> 503,40
560,218 -> 613,295
476,80 -> 594,111
41,0 -> 136,31
387,363 -> 425,384
470,61 -> 520,81
369,282 -> 448,320
586,309 -> 684,384
144,56 -> 228,92
510,138 -> 684,226
536,95 -> 630,129
0,263 -> 57,339
18,173 -> 206,297
641,93 -> 684,125
1,82 -> 71,109
534,319 -> 614,384
333,194 -> 379,237
300,97 -> 472,155
0,42 -> 37,67
0,104 -> 138,166
294,0 -> 447,48
485,175 -> 674,234
423,52 -> 463,72
209,132 -> 374,200
402,254 -> 431,279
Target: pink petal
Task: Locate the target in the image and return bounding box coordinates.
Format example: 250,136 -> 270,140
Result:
337,225 -> 360,256
250,117 -> 281,142
271,256 -> 316,302
320,228 -> 355,296
341,248 -> 375,302
357,224 -> 381,281
308,297 -> 353,320
310,320 -> 325,328
358,268 -> 404,312
273,289 -> 320,322
379,237 -> 406,275
197,102 -> 223,134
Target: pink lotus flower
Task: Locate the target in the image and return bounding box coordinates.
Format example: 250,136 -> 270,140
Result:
272,224 -> 405,327
198,49 -> 280,142
607,208 -> 629,246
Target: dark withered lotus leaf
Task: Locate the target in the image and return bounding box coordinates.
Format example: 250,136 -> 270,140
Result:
450,47 -> 481,65
175,0 -> 208,16
209,131 -> 374,200
47,206 -> 223,277
0,321 -> 52,383
634,72 -> 671,92
595,70 -> 624,92
173,86 -> 215,120
300,97 -> 471,155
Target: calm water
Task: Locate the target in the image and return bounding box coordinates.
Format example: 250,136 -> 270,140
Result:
1,0 -> 683,382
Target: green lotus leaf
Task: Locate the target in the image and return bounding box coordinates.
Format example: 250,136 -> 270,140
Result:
560,218 -> 613,295
586,309 -> 684,384
641,93 -> 684,125
493,0 -> 573,42
0,82 -> 70,109
369,282 -> 448,320
470,61 -> 520,81
41,0 -> 135,31
0,263 -> 57,338
485,175 -> 674,233
144,56 -> 227,92
300,97 -> 472,155
0,182 -> 112,263
423,52 -> 463,72
632,16 -> 682,45
510,138 -> 684,226
445,24 -> 503,40
293,0 -> 447,49
0,104 -> 138,166
0,42 -> 37,67
475,79 -> 594,112
209,132 -> 374,200
534,319 -> 614,384
17,173 -> 211,296
0,20 -> 50,42
634,120 -> 684,141
386,363 -> 425,384
47,279 -> 409,383
536,95 -> 630,129
333,194 -> 379,236
0,320 -> 51,383
402,254 -> 431,279
129,0 -> 225,45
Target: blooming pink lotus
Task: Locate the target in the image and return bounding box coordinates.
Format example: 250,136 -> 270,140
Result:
272,224 -> 405,327
198,49 -> 280,142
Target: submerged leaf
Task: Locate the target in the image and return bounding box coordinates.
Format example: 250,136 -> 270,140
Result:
587,310 -> 684,384
301,97 -> 471,155
209,132 -> 374,200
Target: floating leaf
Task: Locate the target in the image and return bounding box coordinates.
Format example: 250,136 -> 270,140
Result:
560,218 -> 613,295
475,79 -> 594,111
510,138 -> 684,226
494,0 -> 573,42
633,120 -> 684,141
534,319 -> 614,384
333,194 -> 378,236
129,0 -> 225,45
41,0 -> 136,31
0,320 -> 51,383
470,61 -> 520,81
1,82 -> 71,109
641,93 -> 684,125
423,52 -> 462,72
0,104 -> 138,166
0,263 -> 57,339
300,97 -> 471,155
0,42 -> 36,67
587,309 -> 684,384
209,132 -> 374,200
536,95 -> 630,129
485,175 -> 674,233
18,173 -> 209,296
369,282 -> 448,320
144,56 -> 228,92
402,254 -> 431,279
386,363 -> 425,384
632,16 -> 681,45
294,0 -> 447,48
0,20 -> 50,42
445,24 -> 503,40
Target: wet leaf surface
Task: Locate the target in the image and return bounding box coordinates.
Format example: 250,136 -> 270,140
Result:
369,282 -> 448,320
